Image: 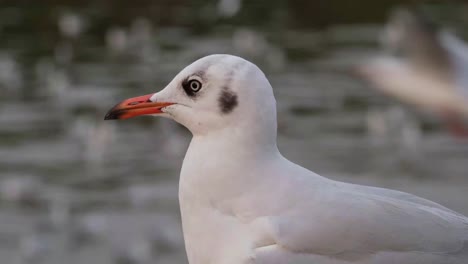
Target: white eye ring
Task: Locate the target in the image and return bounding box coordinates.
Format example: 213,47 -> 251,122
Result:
189,80 -> 202,92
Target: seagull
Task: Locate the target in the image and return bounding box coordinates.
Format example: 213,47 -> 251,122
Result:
358,8 -> 468,137
105,54 -> 468,264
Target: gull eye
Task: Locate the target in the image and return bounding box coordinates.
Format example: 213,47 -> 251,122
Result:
183,79 -> 203,97
188,80 -> 202,92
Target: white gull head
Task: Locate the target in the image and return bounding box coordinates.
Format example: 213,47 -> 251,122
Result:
105,54 -> 278,149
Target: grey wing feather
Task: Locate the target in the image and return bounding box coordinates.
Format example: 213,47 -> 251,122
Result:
268,183 -> 468,261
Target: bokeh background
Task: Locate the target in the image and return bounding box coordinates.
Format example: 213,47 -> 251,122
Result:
0,1 -> 467,263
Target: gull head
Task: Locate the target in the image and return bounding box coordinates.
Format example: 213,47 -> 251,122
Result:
105,54 -> 277,138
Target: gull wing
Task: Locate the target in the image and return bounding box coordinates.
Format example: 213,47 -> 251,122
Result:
261,182 -> 468,263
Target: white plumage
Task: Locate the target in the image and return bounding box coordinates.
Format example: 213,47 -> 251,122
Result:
107,54 -> 468,264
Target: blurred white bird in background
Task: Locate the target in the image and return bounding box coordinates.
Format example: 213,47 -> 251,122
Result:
217,0 -> 242,18
358,8 -> 468,137
105,55 -> 468,264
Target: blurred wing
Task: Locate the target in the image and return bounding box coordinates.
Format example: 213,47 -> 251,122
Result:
358,57 -> 468,116
440,31 -> 468,99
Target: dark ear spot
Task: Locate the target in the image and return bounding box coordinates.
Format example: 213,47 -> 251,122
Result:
218,88 -> 238,114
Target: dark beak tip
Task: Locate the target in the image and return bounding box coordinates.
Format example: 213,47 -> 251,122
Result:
104,109 -> 119,120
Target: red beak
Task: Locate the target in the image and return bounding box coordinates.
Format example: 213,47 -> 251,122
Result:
104,94 -> 174,120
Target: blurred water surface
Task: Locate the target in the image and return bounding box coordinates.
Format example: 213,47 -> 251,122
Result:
0,2 -> 467,264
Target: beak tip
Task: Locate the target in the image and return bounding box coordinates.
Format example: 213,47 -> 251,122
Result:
104,109 -> 120,120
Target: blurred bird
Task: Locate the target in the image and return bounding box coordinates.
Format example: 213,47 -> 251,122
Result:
106,54 -> 468,264
358,8 -> 468,137
58,12 -> 85,39
217,0 -> 242,18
